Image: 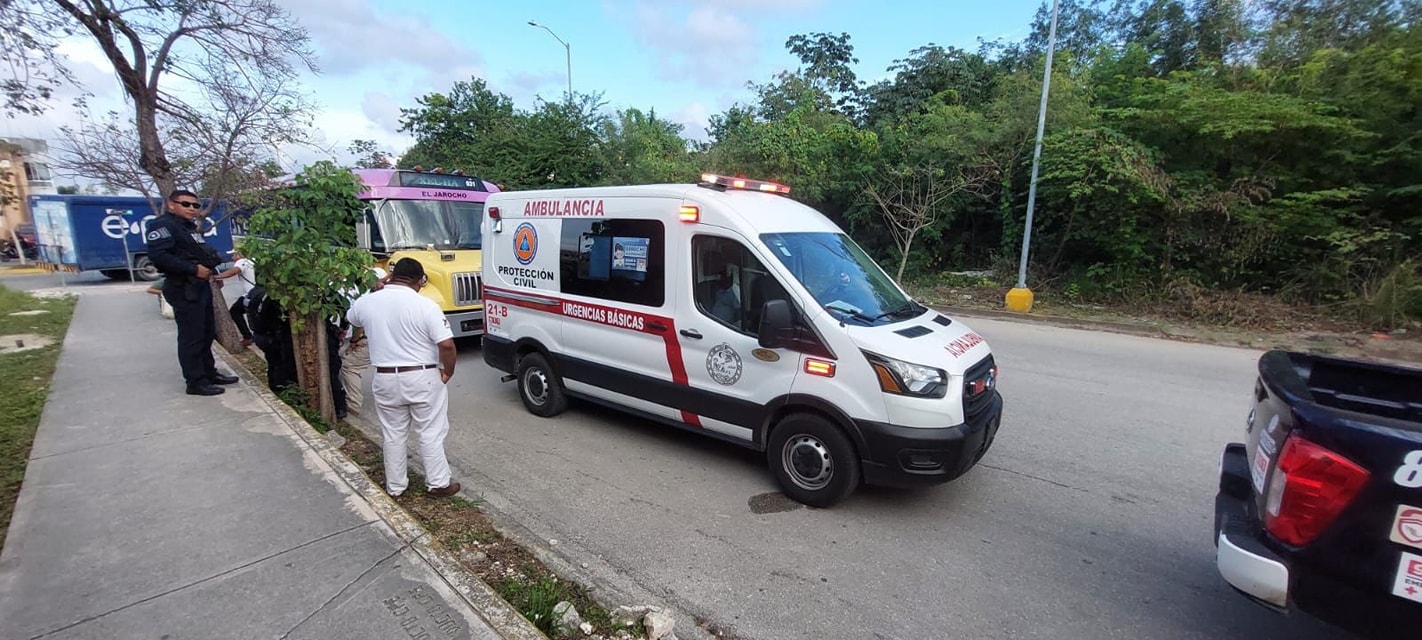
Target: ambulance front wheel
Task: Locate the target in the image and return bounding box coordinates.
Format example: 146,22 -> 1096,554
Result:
517,352 -> 567,417
768,414 -> 860,508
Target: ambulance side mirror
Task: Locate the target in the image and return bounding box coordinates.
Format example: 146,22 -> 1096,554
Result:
758,299 -> 792,348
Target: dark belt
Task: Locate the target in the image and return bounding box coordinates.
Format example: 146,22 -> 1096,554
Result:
375,364 -> 439,373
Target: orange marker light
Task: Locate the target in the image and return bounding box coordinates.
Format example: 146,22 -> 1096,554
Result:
804,358 -> 836,377
870,362 -> 902,393
679,205 -> 700,222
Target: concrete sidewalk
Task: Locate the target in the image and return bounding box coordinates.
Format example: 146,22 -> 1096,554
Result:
0,288 -> 540,639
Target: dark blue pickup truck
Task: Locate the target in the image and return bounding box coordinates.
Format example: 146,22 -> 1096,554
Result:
1215,350 -> 1422,637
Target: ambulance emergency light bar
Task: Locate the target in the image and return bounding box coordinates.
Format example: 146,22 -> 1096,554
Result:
699,173 -> 791,195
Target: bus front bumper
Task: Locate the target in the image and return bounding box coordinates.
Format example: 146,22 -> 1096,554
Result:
448,310 -> 485,338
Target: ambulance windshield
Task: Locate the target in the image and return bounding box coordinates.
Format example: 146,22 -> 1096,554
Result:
760,232 -> 920,325
371,200 -> 484,251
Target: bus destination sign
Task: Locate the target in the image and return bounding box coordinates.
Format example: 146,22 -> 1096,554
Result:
396,172 -> 489,191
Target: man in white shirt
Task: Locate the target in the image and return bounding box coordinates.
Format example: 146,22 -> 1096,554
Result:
338,266 -> 387,418
346,258 -> 460,498
215,248 -> 257,347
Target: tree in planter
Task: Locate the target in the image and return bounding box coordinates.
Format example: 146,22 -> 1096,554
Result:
241,161 -> 373,424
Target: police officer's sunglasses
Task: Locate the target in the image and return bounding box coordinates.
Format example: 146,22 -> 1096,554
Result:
172,200 -> 201,208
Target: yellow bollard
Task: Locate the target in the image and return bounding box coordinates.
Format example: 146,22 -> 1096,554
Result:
1005,287 -> 1034,312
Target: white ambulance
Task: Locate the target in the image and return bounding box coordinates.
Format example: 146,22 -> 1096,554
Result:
480,174 -> 1003,507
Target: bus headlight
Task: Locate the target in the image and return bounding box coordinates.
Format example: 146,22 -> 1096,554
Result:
864,352 -> 947,398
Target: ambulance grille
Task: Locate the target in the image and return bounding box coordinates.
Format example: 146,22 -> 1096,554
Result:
963,355 -> 998,418
453,272 -> 481,307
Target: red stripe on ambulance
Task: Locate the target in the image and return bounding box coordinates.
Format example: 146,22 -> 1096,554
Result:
484,287 -> 561,314
483,286 -> 702,427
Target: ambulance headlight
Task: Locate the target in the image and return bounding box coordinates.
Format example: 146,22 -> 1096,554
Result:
863,352 -> 947,398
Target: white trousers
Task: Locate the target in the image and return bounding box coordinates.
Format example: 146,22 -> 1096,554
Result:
372,367 -> 452,494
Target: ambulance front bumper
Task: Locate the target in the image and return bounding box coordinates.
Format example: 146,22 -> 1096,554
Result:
856,391 -> 1002,488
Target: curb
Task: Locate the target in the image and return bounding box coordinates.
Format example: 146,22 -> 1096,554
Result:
216,348 -> 548,640
0,267 -> 50,276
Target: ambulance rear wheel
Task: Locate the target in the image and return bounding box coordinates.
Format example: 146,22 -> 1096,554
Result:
768,413 -> 860,508
517,352 -> 566,417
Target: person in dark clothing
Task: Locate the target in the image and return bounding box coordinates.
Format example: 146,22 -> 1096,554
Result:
144,189 -> 239,396
245,285 -> 298,394
327,320 -> 349,419
245,286 -> 348,417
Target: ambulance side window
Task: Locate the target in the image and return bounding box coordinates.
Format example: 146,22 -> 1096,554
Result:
560,219 -> 665,307
692,236 -> 766,335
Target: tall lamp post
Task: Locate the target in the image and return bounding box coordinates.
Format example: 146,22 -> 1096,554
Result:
1005,0 -> 1059,313
528,20 -> 572,105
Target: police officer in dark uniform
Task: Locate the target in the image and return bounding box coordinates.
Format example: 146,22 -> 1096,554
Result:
145,189 -> 240,396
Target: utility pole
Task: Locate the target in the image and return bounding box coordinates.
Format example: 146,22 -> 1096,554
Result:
1006,0 -> 1059,313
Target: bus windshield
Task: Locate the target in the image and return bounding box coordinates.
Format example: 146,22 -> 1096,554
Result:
760,232 -> 920,326
371,200 -> 484,251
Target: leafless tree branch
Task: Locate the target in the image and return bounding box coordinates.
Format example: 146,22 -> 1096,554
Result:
866,162 -> 996,281
13,0 -> 318,196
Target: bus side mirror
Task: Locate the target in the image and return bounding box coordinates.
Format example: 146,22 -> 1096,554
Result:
356,218 -> 372,250
758,299 -> 792,348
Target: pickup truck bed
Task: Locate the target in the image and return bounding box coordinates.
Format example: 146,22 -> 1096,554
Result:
1215,350 -> 1422,638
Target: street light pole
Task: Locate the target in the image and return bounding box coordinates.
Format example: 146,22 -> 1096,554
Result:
528,21 -> 572,105
1006,0 -> 1059,313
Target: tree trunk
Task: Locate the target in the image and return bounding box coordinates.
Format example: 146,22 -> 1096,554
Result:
1049,199 -> 1082,274
210,281 -> 244,354
292,312 -> 335,424
134,100 -> 175,196
896,230 -> 917,282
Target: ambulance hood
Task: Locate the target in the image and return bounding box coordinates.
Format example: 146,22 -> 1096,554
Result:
829,308 -> 992,377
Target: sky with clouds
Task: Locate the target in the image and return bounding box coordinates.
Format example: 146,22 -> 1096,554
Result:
2,0 -> 1045,177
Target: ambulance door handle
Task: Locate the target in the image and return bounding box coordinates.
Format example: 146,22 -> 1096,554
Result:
679,329 -> 702,340
648,321 -> 669,333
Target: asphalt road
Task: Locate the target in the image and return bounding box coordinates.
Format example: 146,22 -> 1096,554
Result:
427,314 -> 1355,640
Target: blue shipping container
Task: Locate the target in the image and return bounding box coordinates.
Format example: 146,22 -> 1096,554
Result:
28,195 -> 236,281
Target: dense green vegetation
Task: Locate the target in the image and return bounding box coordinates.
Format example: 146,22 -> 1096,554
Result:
396,1 -> 1422,327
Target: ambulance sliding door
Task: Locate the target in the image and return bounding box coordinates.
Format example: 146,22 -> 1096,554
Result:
556,208 -> 684,422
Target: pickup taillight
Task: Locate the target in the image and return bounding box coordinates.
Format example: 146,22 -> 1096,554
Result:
1263,435 -> 1370,546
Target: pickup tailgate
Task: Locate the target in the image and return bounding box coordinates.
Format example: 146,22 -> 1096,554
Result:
1248,351 -> 1422,615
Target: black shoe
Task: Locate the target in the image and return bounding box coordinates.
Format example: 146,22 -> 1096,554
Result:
186,384 -> 225,396
210,373 -> 240,385
426,482 -> 461,498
